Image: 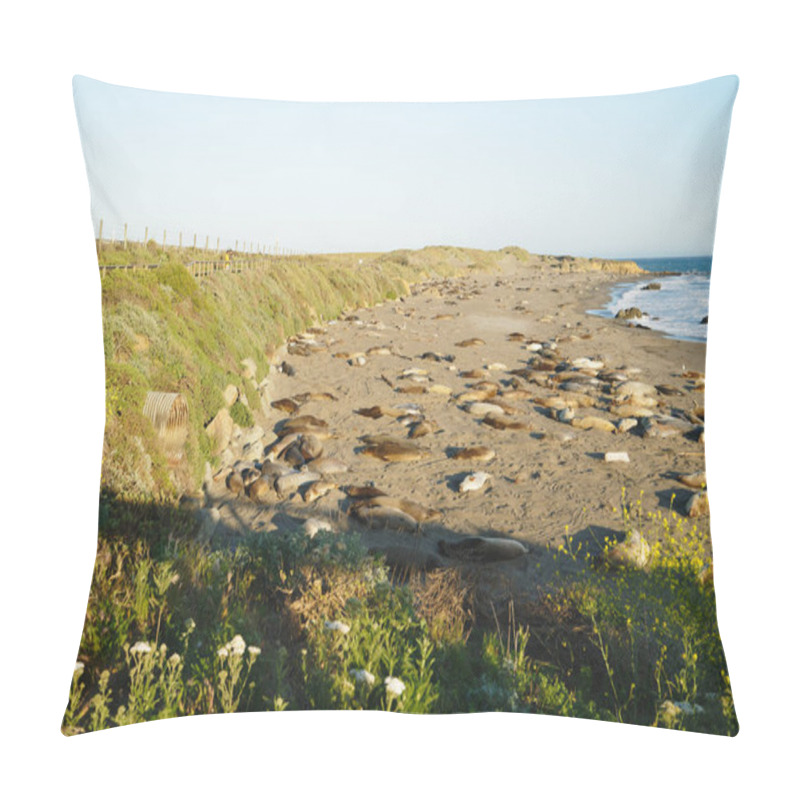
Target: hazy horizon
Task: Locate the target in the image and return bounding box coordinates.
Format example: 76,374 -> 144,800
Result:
73,75 -> 738,259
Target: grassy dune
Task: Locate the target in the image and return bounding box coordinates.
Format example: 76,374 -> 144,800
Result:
100,245 -> 519,498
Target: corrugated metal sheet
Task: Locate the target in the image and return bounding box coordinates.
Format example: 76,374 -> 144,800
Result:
143,392 -> 188,438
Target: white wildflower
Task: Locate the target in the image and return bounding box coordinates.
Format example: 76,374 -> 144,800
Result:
349,668 -> 376,686
130,641 -> 152,655
159,643 -> 168,656
168,653 -> 181,667
247,646 -> 261,657
660,700 -> 704,718
217,646 -> 229,659
384,676 -> 406,697
324,620 -> 351,634
227,634 -> 247,656
674,700 -> 704,716
74,662 -> 85,675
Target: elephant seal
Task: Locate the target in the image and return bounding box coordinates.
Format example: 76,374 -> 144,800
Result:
275,468 -> 322,498
483,414 -> 532,431
279,415 -> 330,437
272,398 -> 301,415
360,441 -> 430,462
298,434 -> 324,461
677,471 -> 706,489
303,480 -> 338,503
372,546 -> 445,573
449,446 -> 496,462
437,536 -> 527,563
344,484 -> 388,499
226,470 -> 245,496
352,496 -> 442,524
246,477 -> 274,503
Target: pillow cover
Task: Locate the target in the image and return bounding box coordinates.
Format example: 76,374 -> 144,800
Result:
65,75 -> 738,735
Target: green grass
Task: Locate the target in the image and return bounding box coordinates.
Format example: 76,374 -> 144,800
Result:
65,489 -> 737,734
99,247 -> 508,498
67,244 -> 734,734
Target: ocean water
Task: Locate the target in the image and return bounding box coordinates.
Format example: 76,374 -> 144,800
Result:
588,256 -> 711,343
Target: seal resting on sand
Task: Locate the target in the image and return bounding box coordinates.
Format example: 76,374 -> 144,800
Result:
437,536 -> 527,563
449,446 -> 496,462
360,441 -> 430,462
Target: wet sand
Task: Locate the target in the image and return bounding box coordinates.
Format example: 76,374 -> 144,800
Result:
207,263 -> 708,603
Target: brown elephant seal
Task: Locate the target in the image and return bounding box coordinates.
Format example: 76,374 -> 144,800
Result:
408,419 -> 437,439
372,546 -> 445,573
303,480 -> 338,503
281,442 -> 306,468
360,441 -> 430,462
279,415 -> 330,437
351,503 -> 418,531
275,468 -> 322,498
344,484 -> 388,499
352,496 -> 442,524
483,414 -> 533,431
226,470 -> 245,496
298,433 -> 324,461
272,398 -> 301,415
246,477 -> 274,503
449,446 -> 496,462
260,460 -> 292,479
241,467 -> 262,486
437,536 -> 527,563
677,471 -> 706,489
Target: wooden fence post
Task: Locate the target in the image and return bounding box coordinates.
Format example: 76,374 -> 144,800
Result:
144,226 -> 149,245
193,233 -> 197,249
179,232 -> 183,249
97,219 -> 104,253
123,223 -> 128,250
216,236 -> 220,253
163,229 -> 167,250
205,235 -> 209,251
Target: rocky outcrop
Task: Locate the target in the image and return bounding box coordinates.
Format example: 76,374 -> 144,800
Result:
531,254 -> 645,275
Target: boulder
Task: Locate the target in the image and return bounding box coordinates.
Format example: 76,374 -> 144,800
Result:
222,384 -> 239,407
685,491 -> 710,518
240,425 -> 265,449
599,529 -> 650,569
205,408 -> 234,455
240,357 -> 258,380
615,307 -> 644,320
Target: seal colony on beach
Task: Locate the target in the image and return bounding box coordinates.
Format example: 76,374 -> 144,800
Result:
203,262 -> 710,597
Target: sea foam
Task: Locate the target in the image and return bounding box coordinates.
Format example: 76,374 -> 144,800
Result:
589,273 -> 710,343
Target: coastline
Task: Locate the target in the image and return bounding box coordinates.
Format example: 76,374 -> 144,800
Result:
204,261 -> 708,602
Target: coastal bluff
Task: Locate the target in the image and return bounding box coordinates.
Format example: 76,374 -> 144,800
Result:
97,245 -> 644,499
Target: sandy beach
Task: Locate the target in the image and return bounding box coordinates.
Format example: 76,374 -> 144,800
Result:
205,262 -> 708,607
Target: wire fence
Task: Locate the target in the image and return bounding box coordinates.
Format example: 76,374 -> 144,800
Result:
95,218 -> 305,260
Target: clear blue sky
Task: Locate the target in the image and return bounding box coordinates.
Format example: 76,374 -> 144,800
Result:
73,75 -> 737,258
